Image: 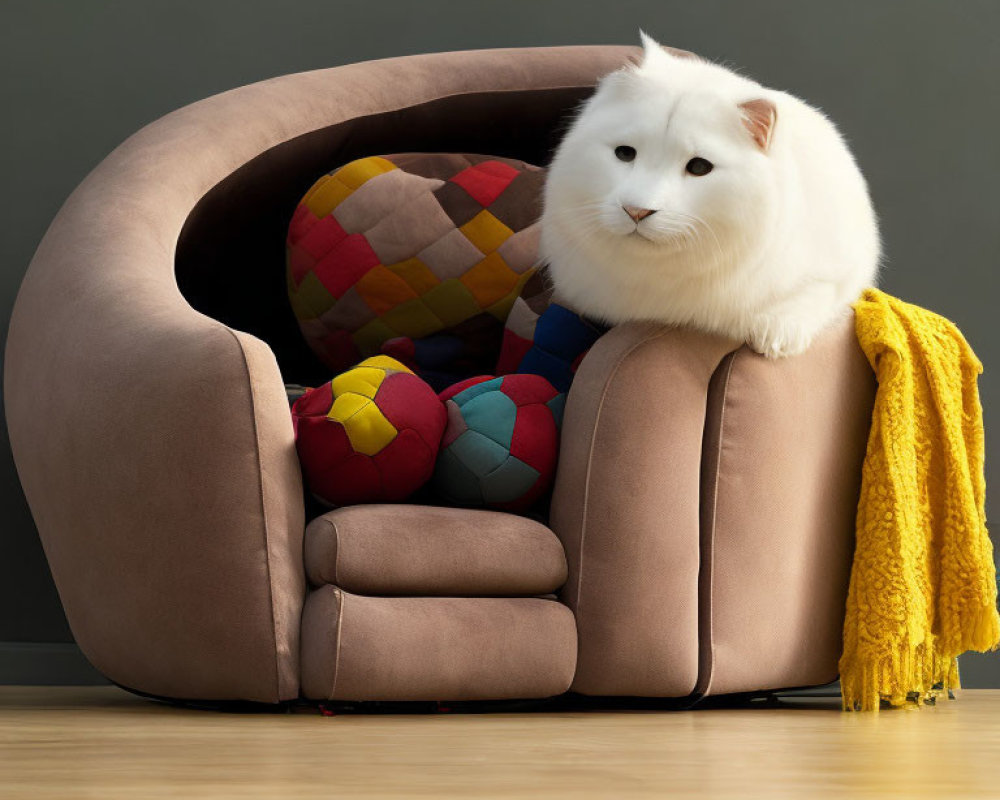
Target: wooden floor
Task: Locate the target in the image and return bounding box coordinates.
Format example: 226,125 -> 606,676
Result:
1,687 -> 999,799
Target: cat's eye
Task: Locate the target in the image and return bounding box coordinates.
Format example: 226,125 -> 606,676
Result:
615,145 -> 636,162
686,157 -> 713,176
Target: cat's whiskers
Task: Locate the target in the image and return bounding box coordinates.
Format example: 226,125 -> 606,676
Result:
661,211 -> 726,269
551,203 -> 727,273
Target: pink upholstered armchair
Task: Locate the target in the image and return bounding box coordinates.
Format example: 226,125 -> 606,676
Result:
4,45 -> 874,707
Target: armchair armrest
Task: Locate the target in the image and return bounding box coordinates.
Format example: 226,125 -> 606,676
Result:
550,316 -> 875,698
551,323 -> 740,696
5,295 -> 305,702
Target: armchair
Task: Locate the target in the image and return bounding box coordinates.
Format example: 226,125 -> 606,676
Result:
4,44 -> 874,706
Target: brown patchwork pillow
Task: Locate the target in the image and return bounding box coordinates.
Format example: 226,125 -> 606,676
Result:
286,153 -> 547,380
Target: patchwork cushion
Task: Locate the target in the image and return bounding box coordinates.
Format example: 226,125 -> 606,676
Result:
287,153 -> 547,378
291,356 -> 446,507
432,374 -> 564,512
496,284 -> 608,392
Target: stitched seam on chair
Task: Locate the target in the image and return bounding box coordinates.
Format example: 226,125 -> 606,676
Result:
572,328 -> 677,613
329,588 -> 344,700
222,325 -> 283,703
699,349 -> 739,699
325,517 -> 342,587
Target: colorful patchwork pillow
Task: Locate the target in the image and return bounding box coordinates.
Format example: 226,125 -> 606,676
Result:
286,153 -> 547,381
285,153 -> 613,514
432,374 -> 565,512
291,356 -> 446,507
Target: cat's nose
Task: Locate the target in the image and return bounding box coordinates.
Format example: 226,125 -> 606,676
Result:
623,205 -> 657,223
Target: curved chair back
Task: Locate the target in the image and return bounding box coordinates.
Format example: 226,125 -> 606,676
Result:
4,45 -> 637,702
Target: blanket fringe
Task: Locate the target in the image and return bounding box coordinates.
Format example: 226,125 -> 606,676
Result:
839,642 -> 961,712
840,601 -> 999,712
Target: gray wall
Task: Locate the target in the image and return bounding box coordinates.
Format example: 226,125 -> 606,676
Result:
2,0 -> 997,687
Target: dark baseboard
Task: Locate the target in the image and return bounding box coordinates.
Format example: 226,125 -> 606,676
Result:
0,642 -> 110,685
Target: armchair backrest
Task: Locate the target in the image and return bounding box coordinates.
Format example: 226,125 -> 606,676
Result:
5,45 -> 638,703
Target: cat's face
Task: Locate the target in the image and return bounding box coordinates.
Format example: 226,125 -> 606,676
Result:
542,35 -> 779,273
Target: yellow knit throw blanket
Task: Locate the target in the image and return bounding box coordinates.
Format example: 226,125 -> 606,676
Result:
840,288 -> 1000,711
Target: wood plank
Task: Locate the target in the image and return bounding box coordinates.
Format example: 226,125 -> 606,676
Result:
1,687 -> 998,799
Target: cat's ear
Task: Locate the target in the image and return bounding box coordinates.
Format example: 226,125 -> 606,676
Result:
629,30 -> 700,69
739,99 -> 778,152
639,30 -> 662,56
636,30 -> 671,68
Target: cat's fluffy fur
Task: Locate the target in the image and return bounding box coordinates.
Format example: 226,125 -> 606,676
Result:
539,32 -> 881,358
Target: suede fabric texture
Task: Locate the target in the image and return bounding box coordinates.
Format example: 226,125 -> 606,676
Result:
695,314 -> 875,697
551,317 -> 875,699
304,504 -> 567,596
551,323 -> 741,697
4,45 -> 638,703
300,588 -> 577,701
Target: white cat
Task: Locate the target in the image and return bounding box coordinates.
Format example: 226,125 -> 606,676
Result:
538,32 -> 881,358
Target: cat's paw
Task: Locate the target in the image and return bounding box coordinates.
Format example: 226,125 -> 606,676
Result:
746,317 -> 814,359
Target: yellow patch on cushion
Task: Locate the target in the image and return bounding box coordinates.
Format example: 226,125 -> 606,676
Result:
459,210 -> 514,254
360,355 -> 414,374
355,264 -> 419,315
460,252 -> 519,307
483,267 -> 539,320
327,393 -> 397,455
325,355 -> 413,456
331,366 -> 386,400
303,176 -> 354,218
327,391 -> 368,420
335,156 -> 397,190
389,257 -> 441,294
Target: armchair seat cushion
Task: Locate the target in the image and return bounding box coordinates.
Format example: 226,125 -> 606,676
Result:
304,504 -> 567,596
300,588 -> 576,701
